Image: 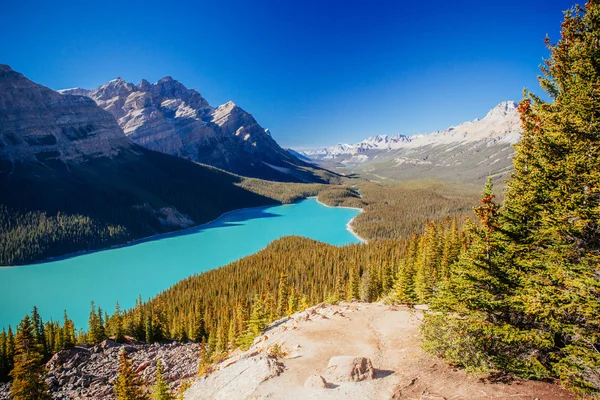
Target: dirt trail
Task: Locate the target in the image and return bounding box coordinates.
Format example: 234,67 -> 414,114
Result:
191,303 -> 574,400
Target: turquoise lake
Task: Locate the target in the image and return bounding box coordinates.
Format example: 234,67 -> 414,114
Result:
0,198 -> 361,330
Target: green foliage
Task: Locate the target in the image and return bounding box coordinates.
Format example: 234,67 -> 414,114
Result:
151,360 -> 173,400
346,180 -> 478,241
0,205 -> 127,266
9,315 -> 50,400
422,4 -> 600,392
87,301 -> 106,345
114,350 -> 146,400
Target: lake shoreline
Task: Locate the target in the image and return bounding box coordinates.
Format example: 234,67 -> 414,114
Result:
310,197 -> 367,244
0,201 -> 282,269
2,194 -> 361,268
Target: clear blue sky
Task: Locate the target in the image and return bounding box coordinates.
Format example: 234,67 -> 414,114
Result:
1,0 -> 575,148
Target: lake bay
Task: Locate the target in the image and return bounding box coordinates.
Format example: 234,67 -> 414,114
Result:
0,198 -> 361,329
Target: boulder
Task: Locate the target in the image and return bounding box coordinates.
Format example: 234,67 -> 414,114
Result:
324,356 -> 375,383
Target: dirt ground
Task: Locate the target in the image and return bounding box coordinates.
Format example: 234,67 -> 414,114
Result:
249,302 -> 574,400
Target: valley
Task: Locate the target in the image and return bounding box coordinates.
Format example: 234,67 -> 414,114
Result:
1,2 -> 600,398
300,101 -> 521,186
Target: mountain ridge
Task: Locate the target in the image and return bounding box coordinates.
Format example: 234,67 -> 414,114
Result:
297,101 -> 521,184
60,77 -> 328,183
0,65 -> 291,265
301,101 -> 520,160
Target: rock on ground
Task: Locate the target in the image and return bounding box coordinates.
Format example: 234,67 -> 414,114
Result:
184,355 -> 284,400
324,356 -> 374,383
0,339 -> 199,400
183,302 -> 575,400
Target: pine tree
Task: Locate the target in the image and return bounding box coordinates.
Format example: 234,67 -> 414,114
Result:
145,314 -> 155,344
298,295 -> 309,311
346,267 -> 360,301
425,3 -> 600,395
287,284 -> 298,316
151,360 -> 173,400
114,350 -> 146,400
30,306 -> 47,357
114,302 -> 125,343
197,339 -> 211,377
239,295 -> 267,349
6,326 -> 15,372
9,315 -> 51,400
276,271 -> 289,318
0,329 -> 7,381
499,2 -> 600,393
87,301 -> 106,345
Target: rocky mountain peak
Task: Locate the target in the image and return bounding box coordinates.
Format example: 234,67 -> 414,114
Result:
58,75 -> 321,182
299,101 -> 522,162
484,100 -> 518,118
0,66 -> 130,162
137,79 -> 151,90
0,64 -> 12,72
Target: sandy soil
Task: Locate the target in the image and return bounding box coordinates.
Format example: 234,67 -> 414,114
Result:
248,303 -> 574,400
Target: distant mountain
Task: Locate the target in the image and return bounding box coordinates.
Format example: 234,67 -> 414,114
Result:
0,65 -> 280,265
60,78 -> 328,183
299,101 -> 521,184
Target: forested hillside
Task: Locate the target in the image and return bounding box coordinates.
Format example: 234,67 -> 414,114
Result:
420,3 -> 600,396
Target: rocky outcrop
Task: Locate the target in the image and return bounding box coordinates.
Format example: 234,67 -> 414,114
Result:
0,304 -> 574,400
0,339 -> 199,400
60,77 -> 325,182
182,302 -> 574,400
183,355 -> 284,400
0,65 -> 131,163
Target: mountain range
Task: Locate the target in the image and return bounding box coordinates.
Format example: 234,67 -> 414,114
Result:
299,101 -> 521,184
0,65 -> 292,265
59,77 -> 325,183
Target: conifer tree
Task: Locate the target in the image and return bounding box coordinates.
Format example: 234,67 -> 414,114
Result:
425,3 -> 600,395
0,329 -> 8,381
151,360 -> 173,400
88,301 -> 106,345
9,315 -> 51,400
499,2 -> 600,393
276,271 -> 289,318
239,295 -> 267,349
113,302 -> 125,343
6,326 -> 14,373
30,306 -> 47,357
287,284 -> 298,316
145,315 -> 155,344
197,339 -> 211,377
114,350 -> 146,400
346,267 -> 361,301
299,295 -> 309,311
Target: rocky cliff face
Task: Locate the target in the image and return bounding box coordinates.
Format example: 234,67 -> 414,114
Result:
60,78 -> 323,182
0,65 -> 131,163
0,66 -> 283,265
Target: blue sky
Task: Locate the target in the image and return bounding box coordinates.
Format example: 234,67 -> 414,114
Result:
1,0 -> 575,148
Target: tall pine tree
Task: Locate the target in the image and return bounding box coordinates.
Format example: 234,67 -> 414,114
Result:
9,315 -> 51,400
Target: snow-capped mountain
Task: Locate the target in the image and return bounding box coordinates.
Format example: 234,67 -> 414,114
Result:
299,101 -> 521,184
59,78 -> 326,183
302,101 -> 520,161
